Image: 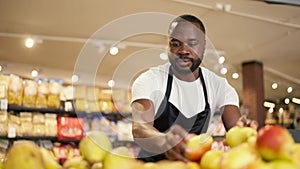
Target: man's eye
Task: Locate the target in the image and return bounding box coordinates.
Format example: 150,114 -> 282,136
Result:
188,42 -> 198,47
170,41 -> 181,48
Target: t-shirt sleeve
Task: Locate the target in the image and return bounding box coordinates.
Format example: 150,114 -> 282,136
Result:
210,73 -> 239,109
131,71 -> 162,105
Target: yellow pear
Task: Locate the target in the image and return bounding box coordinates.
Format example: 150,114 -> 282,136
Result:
39,147 -> 62,169
63,156 -> 90,169
79,131 -> 112,163
103,146 -> 143,169
220,143 -> 260,169
3,140 -> 45,169
200,149 -> 223,169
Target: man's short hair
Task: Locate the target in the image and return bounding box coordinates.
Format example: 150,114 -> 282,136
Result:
168,14 -> 206,35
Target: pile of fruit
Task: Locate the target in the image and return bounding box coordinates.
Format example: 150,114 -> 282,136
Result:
0,125 -> 299,169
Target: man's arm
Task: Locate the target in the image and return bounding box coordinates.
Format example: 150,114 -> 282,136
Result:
131,99 -> 190,162
221,105 -> 241,131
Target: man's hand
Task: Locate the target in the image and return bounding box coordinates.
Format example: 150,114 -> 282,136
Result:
236,115 -> 259,130
163,125 -> 192,162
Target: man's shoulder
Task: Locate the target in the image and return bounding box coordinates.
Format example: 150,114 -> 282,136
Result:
144,63 -> 170,76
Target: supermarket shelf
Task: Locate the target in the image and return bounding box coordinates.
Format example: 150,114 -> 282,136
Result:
7,104 -> 132,119
0,135 -> 137,147
0,135 -> 80,143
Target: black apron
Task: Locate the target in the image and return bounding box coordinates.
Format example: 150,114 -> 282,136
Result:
137,67 -> 211,162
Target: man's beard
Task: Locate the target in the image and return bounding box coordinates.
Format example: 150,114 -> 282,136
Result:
169,55 -> 202,74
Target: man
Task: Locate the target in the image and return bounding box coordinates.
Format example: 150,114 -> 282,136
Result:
131,14 -> 243,162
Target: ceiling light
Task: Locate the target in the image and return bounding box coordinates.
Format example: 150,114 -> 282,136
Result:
271,82 -> 278,89
25,38 -> 34,48
232,73 -> 239,79
268,107 -> 274,113
218,56 -> 225,64
71,74 -> 79,83
292,97 -> 300,104
287,86 -> 293,93
31,69 -> 38,77
108,80 -> 115,87
220,67 -> 227,75
279,107 -> 284,113
159,52 -> 168,60
284,98 -> 290,104
263,101 -> 275,108
109,47 -> 119,55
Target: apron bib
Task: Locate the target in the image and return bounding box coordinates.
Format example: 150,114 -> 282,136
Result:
137,67 -> 211,162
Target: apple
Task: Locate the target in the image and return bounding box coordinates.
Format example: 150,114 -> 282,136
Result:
184,133 -> 213,162
292,143 -> 300,168
225,126 -> 257,148
219,143 -> 260,169
200,149 -> 223,169
256,125 -> 295,161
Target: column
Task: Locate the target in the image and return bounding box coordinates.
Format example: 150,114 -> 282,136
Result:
242,60 -> 266,129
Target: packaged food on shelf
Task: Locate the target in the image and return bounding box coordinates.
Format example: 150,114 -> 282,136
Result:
22,79 -> 37,108
8,74 -> 23,106
57,117 -> 84,140
19,112 -> 33,136
35,78 -> 49,108
7,113 -> 20,137
60,85 -> 75,111
0,75 -> 9,110
47,79 -> 63,109
117,119 -> 134,141
74,85 -> 87,111
0,75 -> 9,99
45,113 -> 57,137
32,113 -> 45,136
98,100 -> 115,113
0,111 -> 8,135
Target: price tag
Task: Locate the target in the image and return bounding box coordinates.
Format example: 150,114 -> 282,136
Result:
0,99 -> 8,110
8,127 -> 16,138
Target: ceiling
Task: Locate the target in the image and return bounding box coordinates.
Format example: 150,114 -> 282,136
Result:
0,0 -> 299,104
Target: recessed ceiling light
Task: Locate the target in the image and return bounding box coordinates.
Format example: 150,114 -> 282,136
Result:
25,38 -> 34,48
159,52 -> 168,60
220,67 -> 227,75
108,80 -> 115,87
71,74 -> 79,83
109,47 -> 119,55
284,98 -> 290,104
232,73 -> 239,79
287,86 -> 293,93
218,56 -> 225,64
31,69 -> 38,77
271,83 -> 278,89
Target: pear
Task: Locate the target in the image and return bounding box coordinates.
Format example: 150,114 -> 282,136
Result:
3,140 -> 45,169
63,156 -> 90,169
103,146 -> 144,169
39,147 -> 62,169
79,131 -> 112,163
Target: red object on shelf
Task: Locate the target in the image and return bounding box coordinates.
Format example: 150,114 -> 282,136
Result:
57,117 -> 84,140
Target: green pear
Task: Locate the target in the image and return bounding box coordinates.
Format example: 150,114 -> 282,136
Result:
3,140 -> 45,169
39,147 -> 62,169
79,131 -> 112,163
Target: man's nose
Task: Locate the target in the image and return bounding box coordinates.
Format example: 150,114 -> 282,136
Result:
178,44 -> 191,55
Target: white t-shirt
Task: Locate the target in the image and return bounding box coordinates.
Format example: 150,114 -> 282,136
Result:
131,63 -> 239,130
